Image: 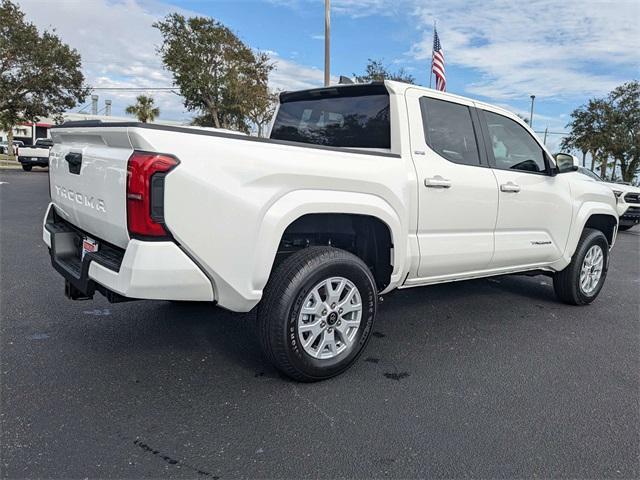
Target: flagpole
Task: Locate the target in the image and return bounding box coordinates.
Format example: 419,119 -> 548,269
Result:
429,20 -> 435,89
324,0 -> 331,87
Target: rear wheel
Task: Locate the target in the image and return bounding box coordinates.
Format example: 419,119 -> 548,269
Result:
21,165 -> 32,171
258,247 -> 377,382
553,228 -> 609,305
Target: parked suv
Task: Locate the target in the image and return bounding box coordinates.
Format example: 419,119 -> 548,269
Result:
43,81 -> 618,381
577,166 -> 640,231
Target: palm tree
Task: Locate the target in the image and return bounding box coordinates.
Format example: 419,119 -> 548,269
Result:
125,95 -> 160,123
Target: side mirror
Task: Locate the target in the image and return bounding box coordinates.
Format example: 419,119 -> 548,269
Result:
554,153 -> 579,174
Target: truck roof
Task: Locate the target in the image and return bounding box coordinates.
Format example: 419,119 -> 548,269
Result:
280,80 -> 525,128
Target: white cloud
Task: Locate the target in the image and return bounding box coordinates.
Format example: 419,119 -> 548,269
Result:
15,0 -> 329,122
270,54 -> 330,91
17,0 -> 192,121
268,0 -> 412,17
272,0 -> 638,100
409,0 -> 639,100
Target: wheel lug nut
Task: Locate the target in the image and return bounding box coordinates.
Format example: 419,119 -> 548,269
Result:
322,309 -> 327,315
328,327 -> 333,333
338,308 -> 343,314
320,321 -> 326,327
331,303 -> 336,309
337,320 -> 341,326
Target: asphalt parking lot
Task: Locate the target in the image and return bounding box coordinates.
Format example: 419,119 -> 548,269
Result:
1,169 -> 639,479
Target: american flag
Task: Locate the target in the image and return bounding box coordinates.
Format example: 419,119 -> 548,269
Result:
432,28 -> 446,91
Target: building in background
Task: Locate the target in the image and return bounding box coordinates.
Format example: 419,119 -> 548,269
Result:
0,97 -> 181,146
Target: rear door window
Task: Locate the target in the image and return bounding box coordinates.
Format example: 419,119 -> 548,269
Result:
270,85 -> 390,149
419,97 -> 481,166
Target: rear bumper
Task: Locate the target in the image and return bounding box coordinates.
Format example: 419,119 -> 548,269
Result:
18,156 -> 49,166
43,204 -> 214,302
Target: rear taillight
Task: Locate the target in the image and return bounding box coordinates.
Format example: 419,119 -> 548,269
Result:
126,152 -> 179,239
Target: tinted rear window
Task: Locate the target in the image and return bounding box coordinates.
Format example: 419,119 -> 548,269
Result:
419,97 -> 481,166
270,86 -> 390,149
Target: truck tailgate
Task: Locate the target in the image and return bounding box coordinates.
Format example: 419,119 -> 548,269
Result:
48,127 -> 133,249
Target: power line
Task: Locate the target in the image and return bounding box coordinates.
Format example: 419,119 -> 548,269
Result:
534,130 -> 569,135
88,87 -> 177,91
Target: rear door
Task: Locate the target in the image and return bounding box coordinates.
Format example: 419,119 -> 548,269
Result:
405,88 -> 499,279
48,127 -> 133,249
477,107 -> 573,268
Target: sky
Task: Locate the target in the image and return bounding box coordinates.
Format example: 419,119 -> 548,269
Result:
16,0 -> 640,150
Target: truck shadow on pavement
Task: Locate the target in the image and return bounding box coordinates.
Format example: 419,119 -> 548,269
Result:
75,273 -> 562,381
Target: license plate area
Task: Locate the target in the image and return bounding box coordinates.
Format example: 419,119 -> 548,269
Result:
82,237 -> 99,260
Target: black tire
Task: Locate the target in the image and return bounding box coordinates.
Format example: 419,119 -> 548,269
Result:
618,225 -> 634,231
21,165 -> 32,171
258,246 -> 377,382
553,228 -> 609,305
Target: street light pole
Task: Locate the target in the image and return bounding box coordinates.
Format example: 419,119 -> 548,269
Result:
324,0 -> 330,86
529,94 -> 536,128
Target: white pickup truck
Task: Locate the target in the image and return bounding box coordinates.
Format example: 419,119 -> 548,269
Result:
43,81 -> 618,381
18,138 -> 53,171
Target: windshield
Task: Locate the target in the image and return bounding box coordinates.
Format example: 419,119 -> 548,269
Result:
270,85 -> 390,149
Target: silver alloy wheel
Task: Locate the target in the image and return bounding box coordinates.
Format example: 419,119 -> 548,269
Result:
580,245 -> 604,295
297,277 -> 363,360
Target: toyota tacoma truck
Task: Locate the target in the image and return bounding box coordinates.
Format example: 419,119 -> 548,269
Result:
18,138 -> 53,171
43,81 -> 619,381
576,166 -> 640,231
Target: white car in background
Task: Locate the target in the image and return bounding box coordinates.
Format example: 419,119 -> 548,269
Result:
0,140 -> 24,156
577,166 -> 640,231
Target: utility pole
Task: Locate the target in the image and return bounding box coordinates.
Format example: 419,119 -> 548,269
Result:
529,95 -> 536,128
543,126 -> 548,145
324,0 -> 330,86
91,95 -> 99,116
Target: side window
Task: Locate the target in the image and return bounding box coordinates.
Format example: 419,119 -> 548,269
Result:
419,97 -> 481,166
483,111 -> 547,173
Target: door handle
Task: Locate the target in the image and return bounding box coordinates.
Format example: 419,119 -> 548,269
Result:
500,182 -> 521,193
65,152 -> 82,174
425,176 -> 452,189
65,152 -> 82,167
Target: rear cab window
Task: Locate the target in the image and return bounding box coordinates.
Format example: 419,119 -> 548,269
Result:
270,84 -> 391,150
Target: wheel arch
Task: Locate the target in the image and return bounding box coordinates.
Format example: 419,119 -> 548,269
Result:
556,202 -> 618,271
252,189 -> 406,296
583,213 -> 618,245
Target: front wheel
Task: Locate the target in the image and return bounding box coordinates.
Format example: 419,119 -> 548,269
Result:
21,165 -> 32,171
553,228 -> 609,305
258,247 -> 377,382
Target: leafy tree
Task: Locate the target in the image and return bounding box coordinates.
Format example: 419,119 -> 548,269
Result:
563,82 -> 639,183
0,0 -> 87,160
606,81 -> 639,183
560,109 -> 591,167
125,95 -> 160,123
247,90 -> 278,137
562,98 -> 613,177
354,59 -> 415,84
154,13 -> 273,133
